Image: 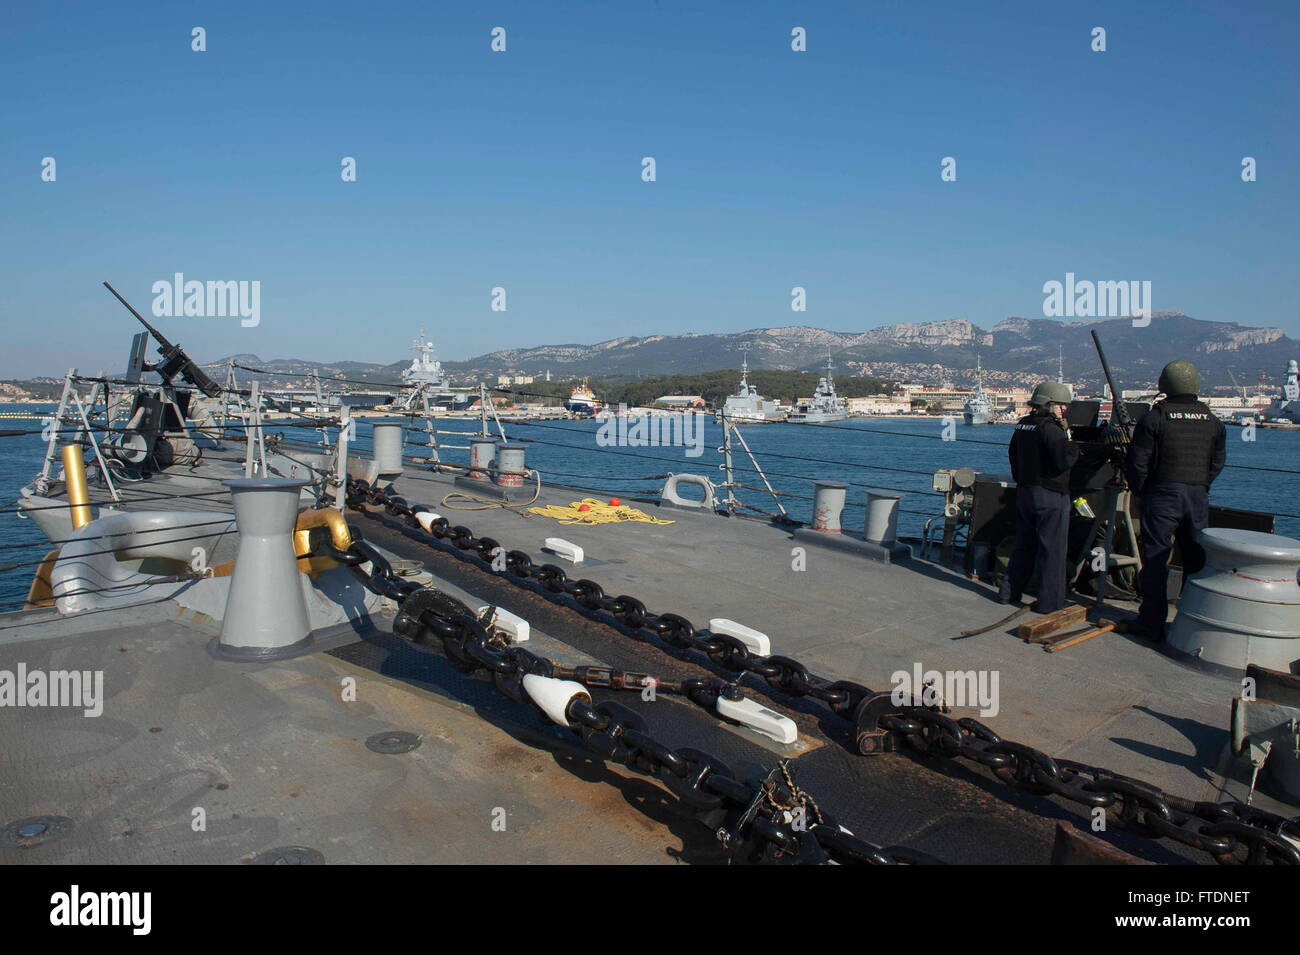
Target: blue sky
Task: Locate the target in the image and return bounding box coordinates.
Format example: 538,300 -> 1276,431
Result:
1,0 -> 1297,377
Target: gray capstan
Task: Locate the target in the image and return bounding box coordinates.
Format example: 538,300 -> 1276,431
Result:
216,478 -> 313,659
1168,528 -> 1300,672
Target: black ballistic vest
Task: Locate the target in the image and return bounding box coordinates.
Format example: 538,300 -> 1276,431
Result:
1009,410 -> 1077,494
1149,397 -> 1221,486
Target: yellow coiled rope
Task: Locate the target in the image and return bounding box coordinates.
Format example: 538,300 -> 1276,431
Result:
526,498 -> 674,526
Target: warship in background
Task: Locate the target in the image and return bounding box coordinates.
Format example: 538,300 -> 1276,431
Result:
1262,360 -> 1300,424
786,357 -> 848,424
400,329 -> 470,412
962,355 -> 992,426
719,351 -> 784,424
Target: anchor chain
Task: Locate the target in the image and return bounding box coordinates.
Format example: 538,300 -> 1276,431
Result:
328,522 -> 936,865
881,708 -> 1300,865
344,477 -> 1300,866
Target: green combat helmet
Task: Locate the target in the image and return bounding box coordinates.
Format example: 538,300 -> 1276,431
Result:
1029,381 -> 1073,407
1158,359 -> 1200,396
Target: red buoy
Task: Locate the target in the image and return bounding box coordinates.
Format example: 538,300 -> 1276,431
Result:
609,497 -> 621,506
578,504 -> 591,512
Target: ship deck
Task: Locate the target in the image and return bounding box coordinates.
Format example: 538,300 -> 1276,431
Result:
356,467 -> 1287,825
0,585 -> 720,864
0,462 -> 1286,865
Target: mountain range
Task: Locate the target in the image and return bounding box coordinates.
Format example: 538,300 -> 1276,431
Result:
206,312 -> 1297,393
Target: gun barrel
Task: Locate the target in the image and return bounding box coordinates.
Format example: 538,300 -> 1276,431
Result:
103,281 -> 174,350
102,281 -> 223,397
1090,329 -> 1133,433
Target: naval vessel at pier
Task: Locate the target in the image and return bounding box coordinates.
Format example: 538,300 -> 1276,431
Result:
963,356 -> 992,426
786,358 -> 848,425
718,351 -> 784,425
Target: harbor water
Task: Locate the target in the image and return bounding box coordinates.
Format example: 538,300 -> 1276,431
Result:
3,405 -> 1298,606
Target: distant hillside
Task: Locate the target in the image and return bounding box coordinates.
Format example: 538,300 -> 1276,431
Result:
202,312 -> 1297,393
198,354 -> 405,390
1,378 -> 66,401
441,313 -> 1296,391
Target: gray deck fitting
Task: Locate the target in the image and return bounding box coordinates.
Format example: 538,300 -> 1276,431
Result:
364,730 -> 422,754
371,422 -> 405,480
209,632 -> 315,662
452,474 -> 519,501
218,477 -> 312,657
792,526 -> 911,564
659,473 -> 717,511
2,816 -> 73,849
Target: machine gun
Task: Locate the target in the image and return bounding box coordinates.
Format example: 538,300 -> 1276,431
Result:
1070,330 -> 1142,609
103,281 -> 223,398
1091,329 -> 1134,450
1060,333 -> 1137,493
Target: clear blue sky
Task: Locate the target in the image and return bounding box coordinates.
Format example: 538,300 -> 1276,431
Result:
1,0 -> 1296,378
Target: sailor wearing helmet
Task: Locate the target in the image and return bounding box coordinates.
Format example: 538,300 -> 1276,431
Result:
998,381 -> 1079,613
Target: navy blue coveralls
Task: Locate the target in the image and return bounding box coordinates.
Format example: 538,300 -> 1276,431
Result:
1124,395 -> 1226,636
999,407 -> 1080,613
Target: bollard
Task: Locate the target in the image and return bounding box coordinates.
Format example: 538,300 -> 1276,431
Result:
811,481 -> 848,533
371,422 -> 404,481
217,478 -> 313,659
865,491 -> 902,547
1168,528 -> 1300,672
495,443 -> 526,488
468,437 -> 496,481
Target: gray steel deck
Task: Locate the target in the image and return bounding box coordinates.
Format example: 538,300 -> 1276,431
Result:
369,467 -> 1275,816
0,598 -> 703,864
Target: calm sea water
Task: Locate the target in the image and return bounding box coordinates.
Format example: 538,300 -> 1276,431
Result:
2,405 -> 1297,606
0,404 -> 66,608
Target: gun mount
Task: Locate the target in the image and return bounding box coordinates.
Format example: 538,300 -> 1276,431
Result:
103,281 -> 222,397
